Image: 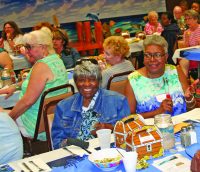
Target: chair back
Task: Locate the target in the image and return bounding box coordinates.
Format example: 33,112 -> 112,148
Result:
33,84 -> 75,146
107,71 -> 132,96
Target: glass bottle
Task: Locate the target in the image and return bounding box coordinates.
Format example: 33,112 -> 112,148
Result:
1,68 -> 12,87
180,126 -> 191,147
187,125 -> 197,145
154,114 -> 175,150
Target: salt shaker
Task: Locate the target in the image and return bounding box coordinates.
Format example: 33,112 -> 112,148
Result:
180,126 -> 191,147
187,125 -> 197,145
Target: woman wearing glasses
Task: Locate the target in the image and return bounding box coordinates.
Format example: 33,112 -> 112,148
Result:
52,58 -> 130,149
52,29 -> 80,69
179,10 -> 200,79
125,35 -> 189,118
0,21 -> 24,54
0,27 -> 68,140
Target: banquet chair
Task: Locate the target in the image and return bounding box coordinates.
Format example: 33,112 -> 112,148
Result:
106,71 -> 133,96
23,83 -> 75,156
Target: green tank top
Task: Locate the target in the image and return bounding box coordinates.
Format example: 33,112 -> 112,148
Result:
19,54 -> 68,140
0,48 -> 6,70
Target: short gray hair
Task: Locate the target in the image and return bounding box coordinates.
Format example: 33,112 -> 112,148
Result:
23,27 -> 55,54
143,35 -> 168,53
73,59 -> 102,83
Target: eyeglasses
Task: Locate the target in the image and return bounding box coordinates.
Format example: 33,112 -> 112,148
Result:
144,52 -> 166,60
24,44 -> 43,51
76,58 -> 98,65
184,17 -> 193,21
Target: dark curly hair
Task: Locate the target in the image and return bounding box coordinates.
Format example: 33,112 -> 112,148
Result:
1,21 -> 23,40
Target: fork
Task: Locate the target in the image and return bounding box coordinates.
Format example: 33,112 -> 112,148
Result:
29,161 -> 44,172
63,147 -> 78,156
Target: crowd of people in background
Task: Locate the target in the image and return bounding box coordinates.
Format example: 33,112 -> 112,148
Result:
0,0 -> 200,165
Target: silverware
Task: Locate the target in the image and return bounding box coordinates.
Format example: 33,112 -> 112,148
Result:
82,148 -> 92,154
116,149 -> 124,158
22,162 -> 33,172
63,147 -> 78,156
29,160 -> 44,171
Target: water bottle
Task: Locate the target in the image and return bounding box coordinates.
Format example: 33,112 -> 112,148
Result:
1,68 -> 12,87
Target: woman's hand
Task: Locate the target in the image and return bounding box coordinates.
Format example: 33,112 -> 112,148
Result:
185,79 -> 199,98
158,98 -> 173,114
0,85 -> 16,99
91,122 -> 114,136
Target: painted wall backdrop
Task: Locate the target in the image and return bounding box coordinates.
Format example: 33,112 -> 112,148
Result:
0,0 -> 166,29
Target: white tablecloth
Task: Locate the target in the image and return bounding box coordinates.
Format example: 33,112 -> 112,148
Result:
126,38 -> 143,53
172,46 -> 200,64
0,79 -> 76,108
9,54 -> 31,71
6,108 -> 200,171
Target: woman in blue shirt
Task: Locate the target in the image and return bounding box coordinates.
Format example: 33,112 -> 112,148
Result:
52,29 -> 80,69
52,58 -> 130,149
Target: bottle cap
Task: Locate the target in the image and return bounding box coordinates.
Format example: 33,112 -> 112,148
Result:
181,126 -> 187,132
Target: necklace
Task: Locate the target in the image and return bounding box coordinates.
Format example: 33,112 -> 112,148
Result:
147,71 -> 166,91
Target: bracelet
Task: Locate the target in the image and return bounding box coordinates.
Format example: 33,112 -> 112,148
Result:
187,100 -> 196,109
185,95 -> 195,104
13,84 -> 21,91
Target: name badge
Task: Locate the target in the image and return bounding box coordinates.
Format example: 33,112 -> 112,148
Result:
156,93 -> 166,102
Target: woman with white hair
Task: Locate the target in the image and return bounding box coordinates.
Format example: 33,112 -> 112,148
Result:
0,27 -> 68,140
144,11 -> 163,35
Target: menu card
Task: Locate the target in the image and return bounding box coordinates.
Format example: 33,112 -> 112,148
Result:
152,154 -> 191,172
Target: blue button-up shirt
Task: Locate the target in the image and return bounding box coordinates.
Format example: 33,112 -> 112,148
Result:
52,88 -> 130,149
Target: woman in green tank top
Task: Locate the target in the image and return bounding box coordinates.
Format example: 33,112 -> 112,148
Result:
0,27 -> 68,140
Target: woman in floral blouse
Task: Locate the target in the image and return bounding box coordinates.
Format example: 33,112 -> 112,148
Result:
144,11 -> 163,35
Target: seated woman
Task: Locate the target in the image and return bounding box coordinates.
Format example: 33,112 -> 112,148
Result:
0,112 -> 23,164
101,36 -> 134,88
0,21 -> 24,54
0,48 -> 13,69
179,9 -> 200,79
52,29 -> 80,69
144,11 -> 163,35
52,58 -> 130,149
0,27 -> 68,140
125,35 -> 189,118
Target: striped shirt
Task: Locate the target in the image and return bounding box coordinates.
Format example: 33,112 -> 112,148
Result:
101,60 -> 134,88
184,25 -> 200,69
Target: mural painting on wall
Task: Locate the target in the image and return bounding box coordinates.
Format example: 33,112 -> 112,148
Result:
0,0 -> 166,41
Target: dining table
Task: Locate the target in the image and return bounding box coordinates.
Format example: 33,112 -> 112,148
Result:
126,37 -> 143,54
3,108 -> 200,172
9,54 -> 31,71
0,69 -> 77,108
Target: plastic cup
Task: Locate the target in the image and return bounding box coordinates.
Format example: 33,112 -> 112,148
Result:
96,129 -> 111,149
123,151 -> 138,172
